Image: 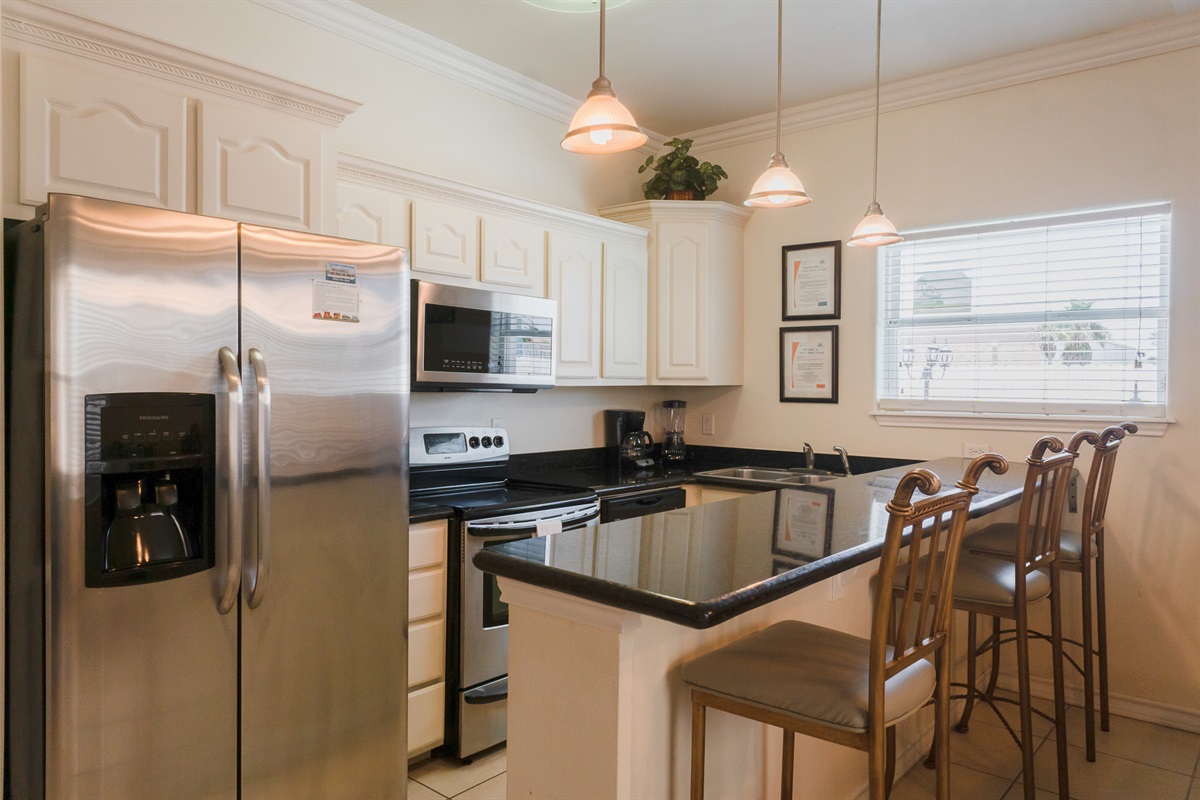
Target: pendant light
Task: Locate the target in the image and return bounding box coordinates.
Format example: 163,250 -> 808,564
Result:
561,0 -> 647,154
745,0 -> 810,208
847,0 -> 902,247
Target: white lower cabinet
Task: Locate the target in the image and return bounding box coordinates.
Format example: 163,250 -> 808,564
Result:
684,484 -> 761,507
407,519 -> 448,758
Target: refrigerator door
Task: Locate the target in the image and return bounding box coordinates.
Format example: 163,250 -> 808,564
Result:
39,195 -> 241,798
238,225 -> 409,798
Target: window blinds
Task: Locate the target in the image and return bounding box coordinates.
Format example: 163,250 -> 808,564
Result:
878,204 -> 1170,418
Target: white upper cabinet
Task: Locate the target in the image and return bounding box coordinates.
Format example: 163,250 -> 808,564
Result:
600,201 -> 751,386
335,181 -> 410,246
198,100 -> 333,233
7,4 -> 358,227
548,230 -> 603,380
410,198 -> 479,282
602,240 -> 648,382
19,53 -> 188,211
480,213 -> 545,295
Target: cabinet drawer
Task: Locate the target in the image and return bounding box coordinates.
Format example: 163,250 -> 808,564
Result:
410,521 -> 447,570
408,682 -> 446,756
408,618 -> 446,687
408,568 -> 446,622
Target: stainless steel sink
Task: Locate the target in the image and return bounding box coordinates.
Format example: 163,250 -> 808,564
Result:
695,467 -> 796,481
778,473 -> 838,485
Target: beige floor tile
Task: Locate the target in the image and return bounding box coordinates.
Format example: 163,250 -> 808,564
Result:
409,749 -> 507,799
1000,783 -> 1058,799
1190,777 -> 1199,799
407,778 -> 445,800
1033,742 -> 1192,800
452,773 -> 506,800
890,761 -> 1013,800
1063,707 -> 1200,775
969,689 -> 1058,740
948,711 -> 1040,781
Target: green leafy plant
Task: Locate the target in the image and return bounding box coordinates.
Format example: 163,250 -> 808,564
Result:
637,138 -> 728,201
1031,301 -> 1112,365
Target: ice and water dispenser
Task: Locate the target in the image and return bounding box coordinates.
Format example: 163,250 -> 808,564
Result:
84,393 -> 216,587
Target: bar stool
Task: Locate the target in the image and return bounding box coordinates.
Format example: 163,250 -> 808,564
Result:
962,422 -> 1136,761
680,455 -> 1007,800
937,436 -> 1077,800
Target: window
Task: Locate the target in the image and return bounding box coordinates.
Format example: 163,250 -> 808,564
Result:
877,204 -> 1170,422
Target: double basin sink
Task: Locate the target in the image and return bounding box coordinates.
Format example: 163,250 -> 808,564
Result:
693,466 -> 841,486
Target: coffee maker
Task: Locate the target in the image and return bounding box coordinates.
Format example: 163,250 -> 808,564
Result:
659,400 -> 687,461
604,409 -> 655,467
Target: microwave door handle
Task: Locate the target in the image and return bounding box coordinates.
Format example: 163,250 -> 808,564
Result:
217,346 -> 243,615
246,348 -> 271,609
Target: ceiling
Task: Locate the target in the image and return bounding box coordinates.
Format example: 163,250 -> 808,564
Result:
352,0 -> 1199,136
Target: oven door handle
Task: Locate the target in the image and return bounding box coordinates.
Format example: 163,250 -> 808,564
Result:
467,506 -> 600,537
463,677 -> 508,705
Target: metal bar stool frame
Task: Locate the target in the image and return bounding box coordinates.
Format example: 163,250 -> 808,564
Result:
683,455 -> 1007,800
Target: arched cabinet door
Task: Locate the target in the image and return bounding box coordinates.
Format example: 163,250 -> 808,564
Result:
548,229 -> 602,381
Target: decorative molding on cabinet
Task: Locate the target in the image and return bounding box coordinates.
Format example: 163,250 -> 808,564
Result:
600,200 -> 753,229
2,0 -> 361,126
338,154 -> 649,247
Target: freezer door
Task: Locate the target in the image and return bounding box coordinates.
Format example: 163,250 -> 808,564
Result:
238,224 -> 409,798
35,195 -> 240,798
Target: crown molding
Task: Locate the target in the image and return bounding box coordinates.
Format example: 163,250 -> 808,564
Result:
685,11 -> 1200,150
598,200 -> 754,228
338,153 -> 649,243
251,0 -> 668,153
1,0 -> 361,125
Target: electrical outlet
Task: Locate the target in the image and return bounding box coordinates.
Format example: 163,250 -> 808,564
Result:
702,414 -> 716,436
491,418 -> 504,429
963,442 -> 989,459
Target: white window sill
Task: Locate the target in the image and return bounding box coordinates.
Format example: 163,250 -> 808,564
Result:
871,410 -> 1172,437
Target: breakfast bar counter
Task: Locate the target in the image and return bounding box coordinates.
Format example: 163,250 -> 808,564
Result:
476,457 -> 1024,799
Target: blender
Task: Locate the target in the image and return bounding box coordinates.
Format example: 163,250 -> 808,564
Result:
659,400 -> 687,461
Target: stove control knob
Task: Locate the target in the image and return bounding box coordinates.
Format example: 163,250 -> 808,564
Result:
468,436 -> 481,449
481,436 -> 493,448
493,435 -> 505,448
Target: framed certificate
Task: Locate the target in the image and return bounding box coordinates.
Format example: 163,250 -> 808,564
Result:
780,325 -> 838,403
782,241 -> 841,320
772,486 -> 835,561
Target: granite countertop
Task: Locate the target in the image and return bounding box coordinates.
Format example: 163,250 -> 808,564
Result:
473,457 -> 1025,629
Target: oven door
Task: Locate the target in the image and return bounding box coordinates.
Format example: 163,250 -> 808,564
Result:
460,502 -> 599,690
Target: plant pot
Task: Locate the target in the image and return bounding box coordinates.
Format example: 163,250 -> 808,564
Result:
666,189 -> 700,201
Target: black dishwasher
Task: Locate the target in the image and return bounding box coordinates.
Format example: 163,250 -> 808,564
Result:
600,486 -> 687,522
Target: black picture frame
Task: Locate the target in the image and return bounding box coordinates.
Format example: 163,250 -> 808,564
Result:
780,325 -> 839,403
781,240 -> 841,321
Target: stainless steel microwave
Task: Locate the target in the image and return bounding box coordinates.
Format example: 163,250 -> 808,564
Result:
411,280 -> 557,392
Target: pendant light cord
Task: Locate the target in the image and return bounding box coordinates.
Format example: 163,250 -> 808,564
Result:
599,0 -> 606,79
774,0 -> 783,156
870,0 -> 882,204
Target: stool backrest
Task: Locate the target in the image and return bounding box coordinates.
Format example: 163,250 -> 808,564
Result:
1012,436 -> 1077,574
1067,423 -> 1137,544
873,454 -> 1008,689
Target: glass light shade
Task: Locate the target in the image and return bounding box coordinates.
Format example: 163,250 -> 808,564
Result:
744,153 -> 811,208
561,77 -> 647,154
847,201 -> 903,247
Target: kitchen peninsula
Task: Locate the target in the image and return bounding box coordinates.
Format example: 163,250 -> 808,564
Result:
475,457 -> 1025,799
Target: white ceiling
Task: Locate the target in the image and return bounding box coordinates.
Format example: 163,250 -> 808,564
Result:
351,0 -> 1200,136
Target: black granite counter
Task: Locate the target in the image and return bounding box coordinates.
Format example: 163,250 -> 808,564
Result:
473,457 -> 1024,629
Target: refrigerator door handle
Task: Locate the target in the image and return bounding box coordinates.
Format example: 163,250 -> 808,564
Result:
217,346 -> 244,614
247,347 -> 271,609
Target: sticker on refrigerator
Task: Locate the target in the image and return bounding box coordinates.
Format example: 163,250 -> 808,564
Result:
312,262 -> 360,323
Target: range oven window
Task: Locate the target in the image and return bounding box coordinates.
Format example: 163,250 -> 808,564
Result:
423,303 -> 552,377
481,540 -> 510,629
423,431 -> 467,455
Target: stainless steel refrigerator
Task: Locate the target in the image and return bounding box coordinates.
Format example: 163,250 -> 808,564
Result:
4,194 -> 410,799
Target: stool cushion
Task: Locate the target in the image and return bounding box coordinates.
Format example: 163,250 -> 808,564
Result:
894,552 -> 1051,608
963,522 -> 1090,564
679,620 -> 935,733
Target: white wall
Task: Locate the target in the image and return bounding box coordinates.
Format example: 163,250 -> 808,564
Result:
678,48 -> 1200,722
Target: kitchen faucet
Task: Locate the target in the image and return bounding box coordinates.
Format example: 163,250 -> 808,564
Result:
803,442 -> 815,470
833,445 -> 853,476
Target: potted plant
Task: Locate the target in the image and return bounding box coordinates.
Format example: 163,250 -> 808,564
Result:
638,138 -> 728,201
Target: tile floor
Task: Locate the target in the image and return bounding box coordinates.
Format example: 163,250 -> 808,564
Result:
407,703 -> 1200,799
